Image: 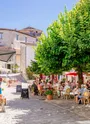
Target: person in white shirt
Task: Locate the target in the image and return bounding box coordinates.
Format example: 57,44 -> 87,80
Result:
61,82 -> 70,96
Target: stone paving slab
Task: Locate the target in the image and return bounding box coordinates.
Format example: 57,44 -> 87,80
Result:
44,98 -> 90,120
31,95 -> 90,120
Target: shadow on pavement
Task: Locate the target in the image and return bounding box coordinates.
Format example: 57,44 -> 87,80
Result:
6,91 -> 90,124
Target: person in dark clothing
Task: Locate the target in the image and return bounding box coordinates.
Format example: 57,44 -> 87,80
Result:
31,81 -> 38,95
86,80 -> 90,92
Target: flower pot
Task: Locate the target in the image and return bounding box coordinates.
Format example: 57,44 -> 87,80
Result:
47,95 -> 53,100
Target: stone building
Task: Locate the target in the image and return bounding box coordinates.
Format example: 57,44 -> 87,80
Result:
0,27 -> 42,74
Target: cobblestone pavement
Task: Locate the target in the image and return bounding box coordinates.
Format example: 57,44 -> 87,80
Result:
0,87 -> 90,124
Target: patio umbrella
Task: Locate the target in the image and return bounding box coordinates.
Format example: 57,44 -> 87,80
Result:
0,46 -> 16,62
66,72 -> 77,76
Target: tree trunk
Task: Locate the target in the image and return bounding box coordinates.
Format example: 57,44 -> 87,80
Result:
77,66 -> 83,88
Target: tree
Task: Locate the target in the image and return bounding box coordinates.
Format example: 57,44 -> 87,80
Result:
26,61 -> 42,79
61,0 -> 90,85
30,60 -> 42,74
35,21 -> 68,75
35,0 -> 90,86
12,64 -> 19,73
26,66 -> 35,79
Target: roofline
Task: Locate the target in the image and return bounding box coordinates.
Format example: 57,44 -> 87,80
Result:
0,51 -> 16,55
0,28 -> 36,38
21,42 -> 37,46
22,27 -> 43,32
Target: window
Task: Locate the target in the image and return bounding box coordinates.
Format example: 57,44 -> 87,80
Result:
36,38 -> 38,42
30,32 -> 33,36
25,37 -> 27,42
0,32 -> 3,39
16,34 -> 19,40
7,64 -> 11,69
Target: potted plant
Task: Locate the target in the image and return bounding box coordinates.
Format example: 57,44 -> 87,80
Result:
45,89 -> 53,100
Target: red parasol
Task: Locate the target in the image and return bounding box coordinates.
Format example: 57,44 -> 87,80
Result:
66,72 -> 77,76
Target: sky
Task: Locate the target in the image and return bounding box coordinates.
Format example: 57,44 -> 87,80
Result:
0,0 -> 79,32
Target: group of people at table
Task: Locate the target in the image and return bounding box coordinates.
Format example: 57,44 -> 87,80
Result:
30,78 -> 90,104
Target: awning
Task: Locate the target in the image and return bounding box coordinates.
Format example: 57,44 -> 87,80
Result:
0,73 -> 27,83
66,72 -> 77,76
0,46 -> 16,62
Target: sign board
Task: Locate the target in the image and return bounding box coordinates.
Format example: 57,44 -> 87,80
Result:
22,82 -> 28,89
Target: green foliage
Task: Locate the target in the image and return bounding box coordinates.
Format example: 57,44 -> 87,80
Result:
62,0 -> 90,68
61,0 -> 90,84
45,89 -> 53,95
35,23 -> 68,74
26,66 -> 35,80
35,0 -> 90,85
12,64 -> 19,73
30,61 -> 42,74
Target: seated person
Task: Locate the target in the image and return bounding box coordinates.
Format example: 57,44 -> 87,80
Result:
82,85 -> 89,104
38,82 -> 43,96
77,84 -> 86,104
86,82 -> 90,91
55,82 -> 61,98
61,82 -> 70,96
56,82 -> 64,98
63,82 -> 70,91
47,81 -> 53,89
31,81 -> 38,95
73,85 -> 79,103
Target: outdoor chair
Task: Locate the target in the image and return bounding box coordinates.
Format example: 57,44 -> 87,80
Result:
63,88 -> 71,100
0,98 -> 5,112
38,86 -> 44,96
83,91 -> 90,105
53,87 -> 57,97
